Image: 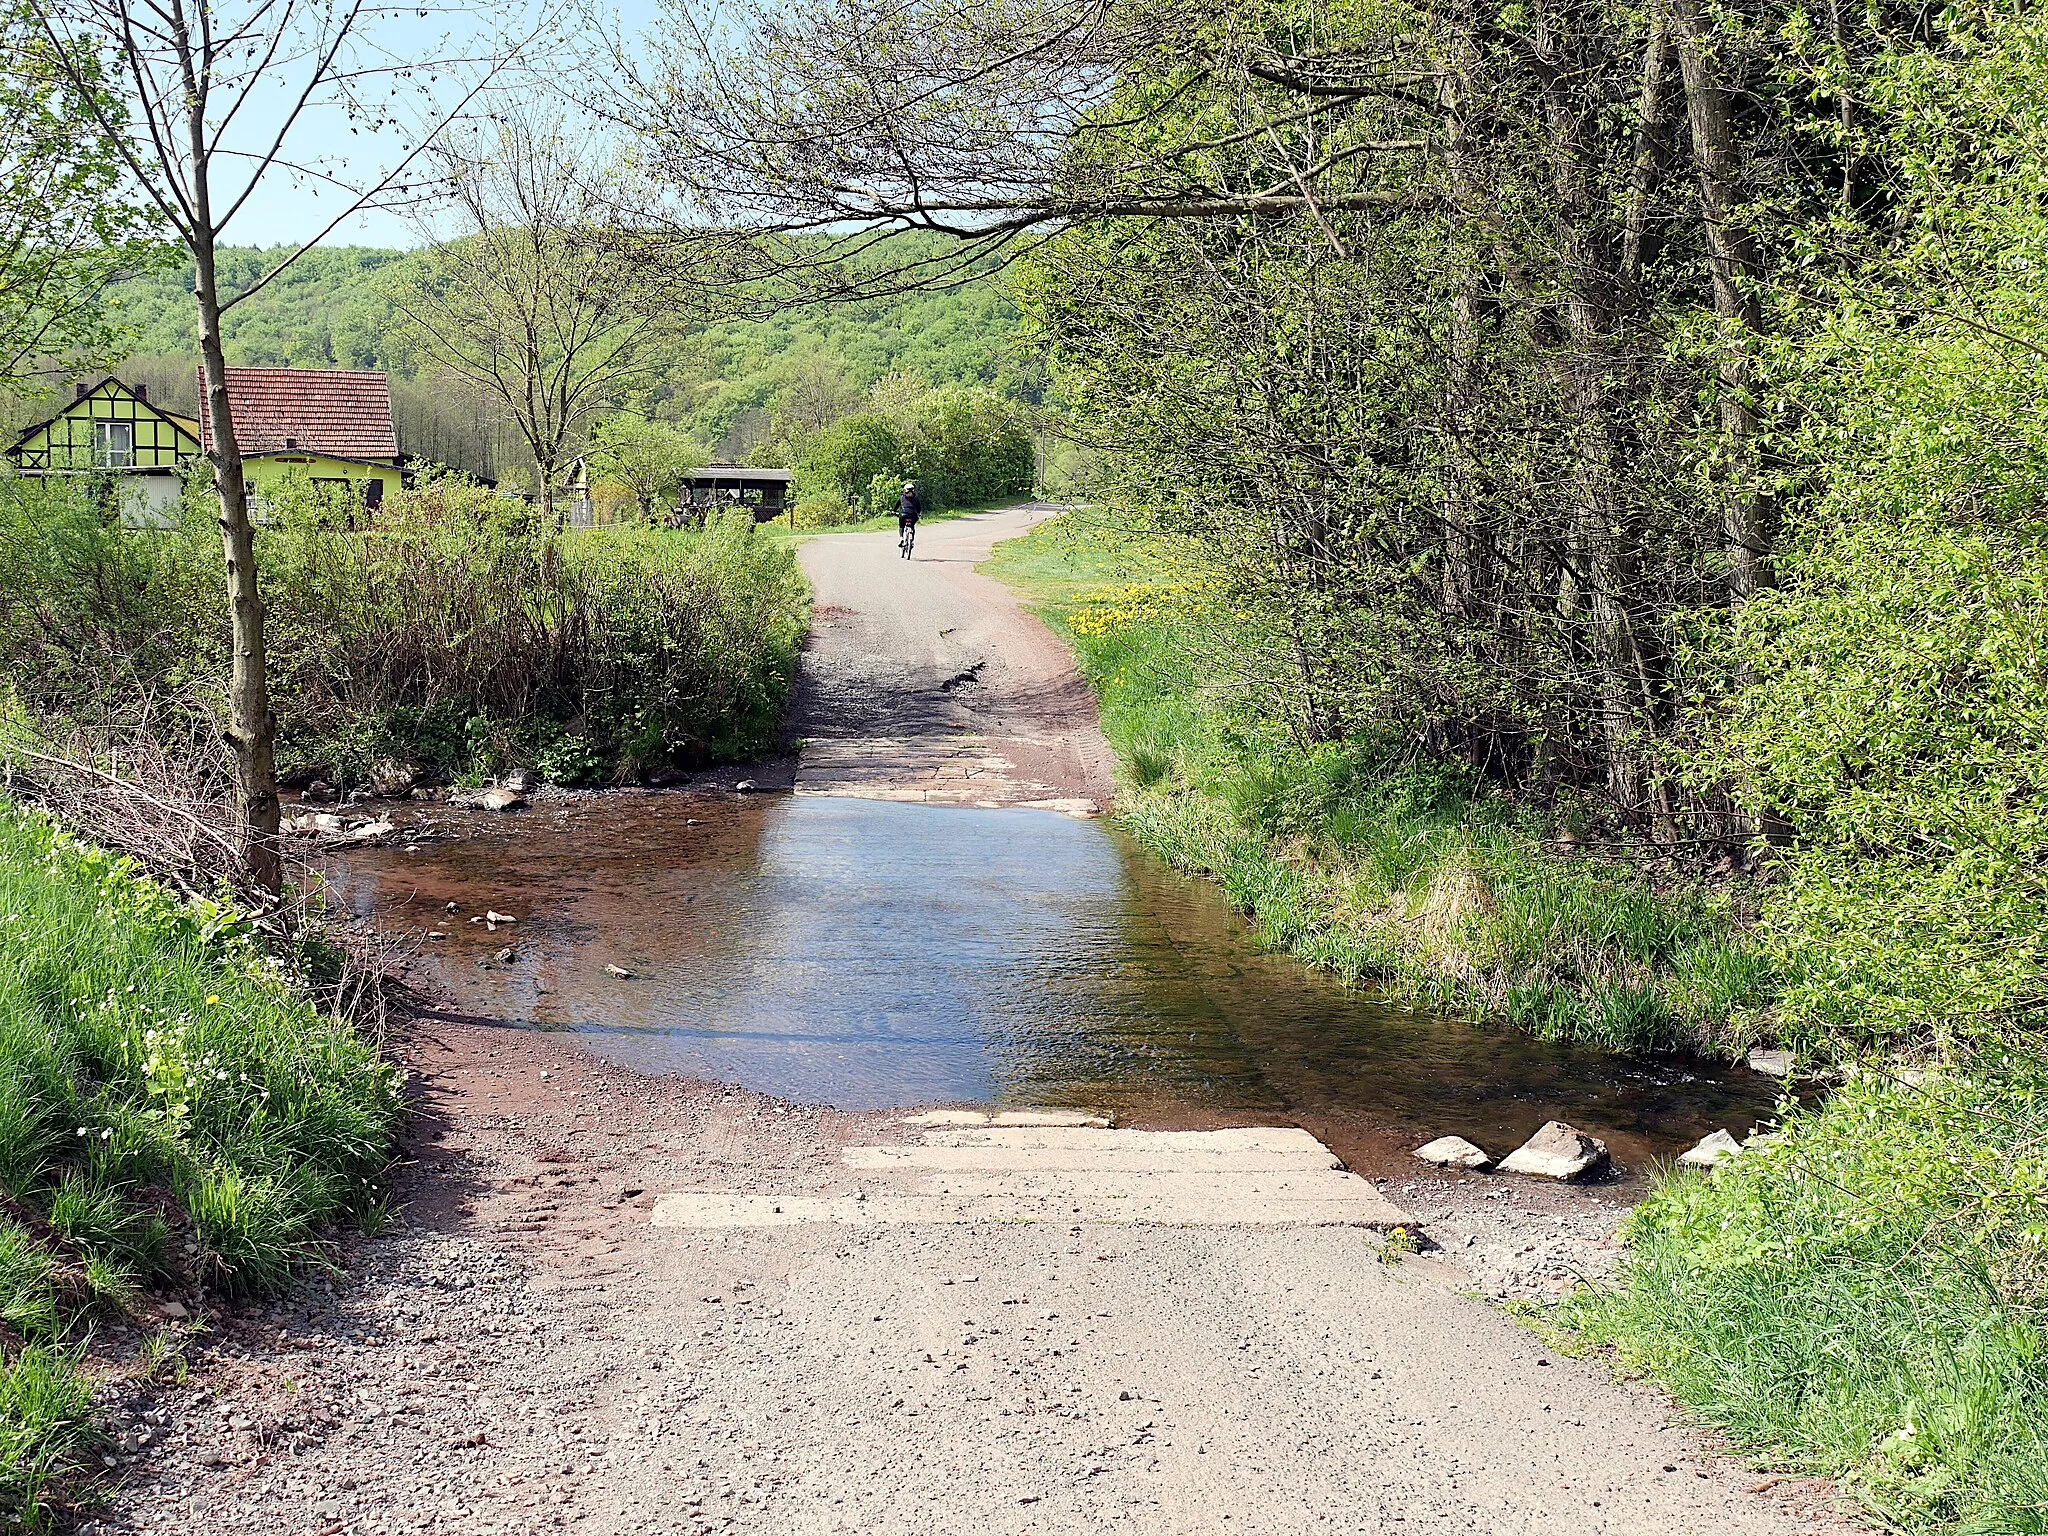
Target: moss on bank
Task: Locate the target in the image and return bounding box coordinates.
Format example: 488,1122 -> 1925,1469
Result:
983,509 -> 1771,1056
0,806 -> 401,1524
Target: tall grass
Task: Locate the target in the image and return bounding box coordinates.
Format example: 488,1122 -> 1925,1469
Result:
984,510 -> 1769,1054
1565,1058 -> 2048,1532
0,804 -> 402,1522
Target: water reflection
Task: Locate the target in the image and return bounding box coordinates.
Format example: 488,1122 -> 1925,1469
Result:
324,791 -> 1780,1166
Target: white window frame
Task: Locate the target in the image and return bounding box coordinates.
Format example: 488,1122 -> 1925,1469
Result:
94,419 -> 134,468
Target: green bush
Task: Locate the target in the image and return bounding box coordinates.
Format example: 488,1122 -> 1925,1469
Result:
794,383 -> 1033,512
0,473 -> 810,786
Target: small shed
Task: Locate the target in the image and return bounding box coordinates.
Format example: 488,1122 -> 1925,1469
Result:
684,465 -> 792,522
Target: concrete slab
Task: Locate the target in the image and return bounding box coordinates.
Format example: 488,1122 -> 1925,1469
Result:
917,1126 -> 1324,1154
653,1123 -> 1406,1230
906,1168 -> 1374,1200
650,1190 -> 1408,1229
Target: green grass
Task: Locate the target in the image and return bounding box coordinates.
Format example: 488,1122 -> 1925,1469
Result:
983,509 -> 1771,1055
1565,1058 -> 2048,1532
0,804 -> 402,1523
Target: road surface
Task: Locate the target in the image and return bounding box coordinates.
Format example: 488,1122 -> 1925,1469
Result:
98,508 -> 1853,1536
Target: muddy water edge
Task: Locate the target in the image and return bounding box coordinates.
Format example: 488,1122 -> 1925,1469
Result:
317,786 -> 1782,1227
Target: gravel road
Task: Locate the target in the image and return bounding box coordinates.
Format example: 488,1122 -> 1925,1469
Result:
86,508 -> 1854,1536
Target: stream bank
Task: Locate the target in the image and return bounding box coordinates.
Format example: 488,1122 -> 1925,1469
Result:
92,505 -> 1847,1535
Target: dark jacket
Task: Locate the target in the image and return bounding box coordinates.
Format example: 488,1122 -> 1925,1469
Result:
896,488 -> 922,522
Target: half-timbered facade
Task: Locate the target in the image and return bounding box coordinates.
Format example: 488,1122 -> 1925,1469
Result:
3,379 -> 201,526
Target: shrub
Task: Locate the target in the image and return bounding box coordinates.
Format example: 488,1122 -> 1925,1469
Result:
0,474 -> 810,787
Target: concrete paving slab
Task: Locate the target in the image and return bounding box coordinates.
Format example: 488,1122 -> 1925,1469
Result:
918,1126 -> 1324,1154
844,1144 -> 1345,1173
650,1190 -> 1409,1229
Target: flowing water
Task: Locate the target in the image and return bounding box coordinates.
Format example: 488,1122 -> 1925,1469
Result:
324,790 -> 1781,1172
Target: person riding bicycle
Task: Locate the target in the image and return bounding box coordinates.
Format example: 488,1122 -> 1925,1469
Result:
895,481 -> 922,558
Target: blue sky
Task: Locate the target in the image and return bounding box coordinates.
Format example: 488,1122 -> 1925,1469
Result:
212,0 -> 664,249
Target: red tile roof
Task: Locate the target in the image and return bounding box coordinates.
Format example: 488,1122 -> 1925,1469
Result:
197,367 -> 399,460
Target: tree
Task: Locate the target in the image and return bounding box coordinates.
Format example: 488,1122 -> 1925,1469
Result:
397,112 -> 677,528
597,0 -> 1434,296
0,3 -> 165,388
587,412 -> 703,520
23,0 -> 525,895
796,412 -> 900,504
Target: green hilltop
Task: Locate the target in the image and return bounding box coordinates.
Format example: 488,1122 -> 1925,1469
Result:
83,243 -> 1034,479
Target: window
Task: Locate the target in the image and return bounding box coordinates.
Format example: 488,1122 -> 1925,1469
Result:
94,420 -> 133,468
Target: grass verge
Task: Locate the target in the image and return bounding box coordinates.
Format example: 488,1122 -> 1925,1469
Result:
982,508 -> 1771,1055
1564,1057 -> 2048,1532
0,803 -> 401,1524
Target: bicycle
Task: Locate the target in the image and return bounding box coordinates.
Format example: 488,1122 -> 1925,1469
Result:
898,517 -> 917,558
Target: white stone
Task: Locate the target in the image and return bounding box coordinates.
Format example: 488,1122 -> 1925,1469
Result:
1745,1048 -> 1795,1078
1412,1136 -> 1492,1170
1677,1129 -> 1744,1168
1497,1121 -> 1609,1181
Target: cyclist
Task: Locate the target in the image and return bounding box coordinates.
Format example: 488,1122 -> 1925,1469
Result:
896,481 -> 922,558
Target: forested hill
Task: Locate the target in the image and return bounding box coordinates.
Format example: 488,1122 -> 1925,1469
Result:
76,242 -> 1031,476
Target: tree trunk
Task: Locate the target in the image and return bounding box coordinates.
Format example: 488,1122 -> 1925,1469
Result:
1667,0 -> 1772,599
176,16 -> 280,898
1534,3 -> 1658,816
1622,20 -> 1674,293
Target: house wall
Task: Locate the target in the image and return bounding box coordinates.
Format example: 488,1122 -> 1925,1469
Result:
10,386 -> 197,471
117,475 -> 187,529
244,453 -> 399,511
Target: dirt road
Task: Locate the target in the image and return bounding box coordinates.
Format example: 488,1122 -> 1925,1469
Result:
96,509 -> 1852,1536
787,502 -> 1115,812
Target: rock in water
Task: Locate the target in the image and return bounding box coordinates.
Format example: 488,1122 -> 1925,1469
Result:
502,766 -> 538,793
604,964 -> 634,979
1678,1129 -> 1745,1168
1498,1121 -> 1609,1181
1412,1135 -> 1492,1170
478,787 -> 526,812
1745,1048 -> 1795,1077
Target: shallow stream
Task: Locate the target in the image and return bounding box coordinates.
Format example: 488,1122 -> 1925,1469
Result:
324,791 -> 1780,1171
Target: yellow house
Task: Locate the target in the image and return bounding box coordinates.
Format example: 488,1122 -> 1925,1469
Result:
199,366 -> 403,520
3,378 -> 201,526
5,367 -> 408,527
